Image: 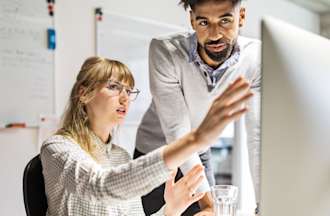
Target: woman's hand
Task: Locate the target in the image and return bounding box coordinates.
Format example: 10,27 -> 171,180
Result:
164,165 -> 206,216
195,76 -> 253,149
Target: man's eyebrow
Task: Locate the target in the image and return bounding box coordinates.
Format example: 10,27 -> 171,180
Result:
219,13 -> 234,18
195,13 -> 234,20
196,16 -> 207,20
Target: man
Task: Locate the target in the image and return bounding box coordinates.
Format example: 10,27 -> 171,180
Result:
134,0 -> 261,215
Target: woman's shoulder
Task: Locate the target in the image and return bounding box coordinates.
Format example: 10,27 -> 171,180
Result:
41,134 -> 79,154
42,134 -> 72,146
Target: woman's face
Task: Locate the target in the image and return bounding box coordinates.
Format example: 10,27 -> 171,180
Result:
86,76 -> 131,127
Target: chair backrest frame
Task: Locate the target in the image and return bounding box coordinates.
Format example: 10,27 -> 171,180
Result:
23,154 -> 48,216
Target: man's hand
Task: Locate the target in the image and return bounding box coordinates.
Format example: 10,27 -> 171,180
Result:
164,165 -> 206,216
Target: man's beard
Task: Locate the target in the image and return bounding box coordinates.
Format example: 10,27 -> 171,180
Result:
201,39 -> 235,63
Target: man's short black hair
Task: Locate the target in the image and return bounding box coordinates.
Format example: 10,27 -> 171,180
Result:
179,0 -> 242,11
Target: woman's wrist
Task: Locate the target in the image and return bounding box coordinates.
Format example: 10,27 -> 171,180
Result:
191,129 -> 208,151
163,131 -> 201,170
164,204 -> 177,216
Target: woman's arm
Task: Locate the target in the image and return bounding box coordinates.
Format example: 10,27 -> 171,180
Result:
160,77 -> 252,216
163,77 -> 252,170
41,137 -> 171,204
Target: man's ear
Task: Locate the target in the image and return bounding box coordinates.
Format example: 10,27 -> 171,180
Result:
239,7 -> 246,27
190,10 -> 196,30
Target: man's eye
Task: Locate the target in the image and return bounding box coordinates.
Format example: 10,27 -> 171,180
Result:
199,20 -> 208,26
220,18 -> 232,25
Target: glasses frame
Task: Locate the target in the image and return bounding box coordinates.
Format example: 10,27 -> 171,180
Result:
104,80 -> 140,101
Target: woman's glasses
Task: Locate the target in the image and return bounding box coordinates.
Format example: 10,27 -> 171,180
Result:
106,80 -> 140,101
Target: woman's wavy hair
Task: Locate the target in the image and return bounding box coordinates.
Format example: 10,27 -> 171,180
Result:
56,56 -> 134,159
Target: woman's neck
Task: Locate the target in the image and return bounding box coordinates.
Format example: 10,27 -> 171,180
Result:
89,120 -> 115,143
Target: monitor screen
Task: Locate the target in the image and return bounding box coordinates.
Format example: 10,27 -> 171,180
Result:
260,17 -> 330,216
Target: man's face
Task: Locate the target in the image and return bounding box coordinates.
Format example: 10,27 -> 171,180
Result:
190,0 -> 245,66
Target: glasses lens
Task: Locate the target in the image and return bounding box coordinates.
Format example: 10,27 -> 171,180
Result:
107,82 -> 122,95
107,80 -> 139,101
129,89 -> 140,101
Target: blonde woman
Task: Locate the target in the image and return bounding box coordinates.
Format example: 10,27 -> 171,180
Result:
41,57 -> 252,216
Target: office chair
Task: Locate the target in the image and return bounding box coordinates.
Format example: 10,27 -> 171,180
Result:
23,154 -> 48,216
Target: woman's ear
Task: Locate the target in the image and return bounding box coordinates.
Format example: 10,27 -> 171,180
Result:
79,86 -> 87,103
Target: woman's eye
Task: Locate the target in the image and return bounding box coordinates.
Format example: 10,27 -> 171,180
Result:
125,89 -> 131,95
108,84 -> 120,90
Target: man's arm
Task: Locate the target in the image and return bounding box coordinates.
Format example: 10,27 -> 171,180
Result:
148,38 -> 211,197
149,38 -> 191,143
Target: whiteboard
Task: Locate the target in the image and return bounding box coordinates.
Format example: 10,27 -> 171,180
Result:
0,0 -> 55,127
96,12 -> 184,125
96,12 -> 185,153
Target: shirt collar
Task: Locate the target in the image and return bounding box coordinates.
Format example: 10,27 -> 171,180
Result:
90,131 -> 111,149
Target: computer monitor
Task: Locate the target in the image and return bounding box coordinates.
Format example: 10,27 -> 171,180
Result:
260,17 -> 330,216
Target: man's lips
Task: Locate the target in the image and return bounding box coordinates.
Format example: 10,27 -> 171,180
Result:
206,43 -> 226,52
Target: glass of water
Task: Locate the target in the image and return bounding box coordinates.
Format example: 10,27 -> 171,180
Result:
211,185 -> 238,216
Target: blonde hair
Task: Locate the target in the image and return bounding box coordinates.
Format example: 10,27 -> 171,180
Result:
57,56 -> 134,158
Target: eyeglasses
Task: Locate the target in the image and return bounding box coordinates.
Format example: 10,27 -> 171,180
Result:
105,80 -> 140,101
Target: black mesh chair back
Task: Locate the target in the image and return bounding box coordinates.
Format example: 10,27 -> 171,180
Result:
23,154 -> 48,216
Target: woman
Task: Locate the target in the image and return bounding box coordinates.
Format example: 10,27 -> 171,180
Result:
41,57 -> 252,216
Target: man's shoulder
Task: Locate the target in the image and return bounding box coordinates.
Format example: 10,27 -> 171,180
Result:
238,36 -> 261,50
149,32 -> 193,60
151,31 -> 192,49
153,31 -> 192,42
237,36 -> 261,63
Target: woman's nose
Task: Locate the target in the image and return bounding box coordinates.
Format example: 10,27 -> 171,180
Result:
119,89 -> 129,103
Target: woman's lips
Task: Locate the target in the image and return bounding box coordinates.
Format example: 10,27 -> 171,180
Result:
116,107 -> 126,116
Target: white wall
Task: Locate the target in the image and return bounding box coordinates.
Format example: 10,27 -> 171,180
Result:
0,0 -> 320,215
241,0 -> 320,38
321,13 -> 330,38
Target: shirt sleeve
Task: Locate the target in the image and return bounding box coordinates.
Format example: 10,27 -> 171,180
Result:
149,38 -> 191,143
245,67 -> 261,202
149,38 -> 210,193
40,136 -> 171,204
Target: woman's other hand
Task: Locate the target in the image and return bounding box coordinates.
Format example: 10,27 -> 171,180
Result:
164,165 -> 206,216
